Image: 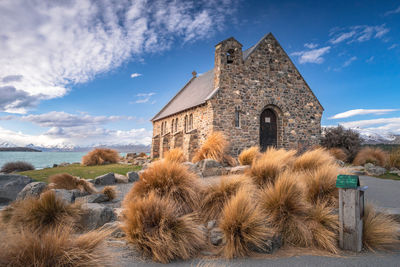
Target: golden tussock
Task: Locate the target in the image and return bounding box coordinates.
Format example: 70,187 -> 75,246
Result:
353,147 -> 388,167
328,148 -> 348,162
81,148 -> 120,166
388,148 -> 400,169
102,186 -> 117,200
164,148 -> 186,163
192,132 -> 228,164
293,148 -> 336,172
238,146 -> 261,166
49,173 -> 97,194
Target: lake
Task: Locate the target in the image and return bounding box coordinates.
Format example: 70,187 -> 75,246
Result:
0,152 -> 127,170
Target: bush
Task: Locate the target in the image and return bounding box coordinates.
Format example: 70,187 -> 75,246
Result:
293,148 -> 336,172
81,148 -> 120,166
219,188 -> 274,258
353,147 -> 388,167
49,173 -> 97,194
321,126 -> 362,162
0,225 -> 110,267
164,148 -> 186,163
122,192 -> 205,263
238,146 -> 260,166
192,132 -> 235,166
1,161 -> 34,173
389,148 -> 400,169
328,148 -> 347,162
102,186 -> 117,200
123,160 -> 202,214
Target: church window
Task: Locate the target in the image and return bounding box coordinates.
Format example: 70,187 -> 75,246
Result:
175,118 -> 178,132
171,119 -> 174,133
226,49 -> 234,64
189,114 -> 193,130
235,108 -> 240,128
184,115 -> 188,132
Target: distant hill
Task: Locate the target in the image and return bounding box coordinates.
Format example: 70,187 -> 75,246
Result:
0,147 -> 41,152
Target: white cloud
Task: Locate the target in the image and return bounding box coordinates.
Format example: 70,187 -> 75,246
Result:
339,117 -> 400,135
0,0 -> 237,113
329,31 -> 356,44
342,56 -> 357,67
304,43 -> 318,49
130,73 -> 142,78
330,109 -> 398,119
133,92 -> 156,104
366,56 -> 374,63
384,6 -> 400,16
329,25 -> 389,44
388,44 -> 398,50
291,46 -> 331,64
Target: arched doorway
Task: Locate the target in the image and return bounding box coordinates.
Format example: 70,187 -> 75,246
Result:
260,108 -> 277,151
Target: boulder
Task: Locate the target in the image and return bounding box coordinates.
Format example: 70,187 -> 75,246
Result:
228,165 -> 250,175
0,174 -> 33,204
126,153 -> 137,159
76,193 -> 109,203
249,234 -> 282,254
102,221 -> 126,238
196,159 -> 226,177
50,189 -> 75,203
364,163 -> 387,177
17,181 -> 47,200
80,203 -> 116,230
210,228 -> 223,246
206,220 -> 216,230
389,168 -> 400,176
87,179 -> 95,184
127,171 -> 139,182
115,173 -> 128,183
70,189 -> 90,199
336,160 -> 345,167
94,173 -> 116,185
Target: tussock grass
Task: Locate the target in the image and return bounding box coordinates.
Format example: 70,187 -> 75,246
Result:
328,148 -> 348,162
164,148 -> 186,163
363,203 -> 400,251
353,147 -> 388,167
102,186 -> 117,200
200,175 -> 254,222
0,225 -> 110,267
122,192 -> 205,263
2,190 -> 81,232
82,148 -> 120,166
219,188 -> 274,258
49,173 -> 97,194
389,148 -> 400,169
123,160 -> 202,214
293,148 -> 336,172
248,148 -> 296,188
1,161 -> 34,173
238,146 -> 260,166
192,132 -> 229,164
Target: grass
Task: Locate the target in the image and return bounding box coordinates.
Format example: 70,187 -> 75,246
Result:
238,146 -> 260,166
164,148 -> 186,163
19,163 -> 141,183
1,161 -> 35,173
378,172 -> 400,181
49,173 -> 97,194
353,147 -> 388,167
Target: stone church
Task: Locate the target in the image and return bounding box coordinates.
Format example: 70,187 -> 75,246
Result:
151,33 -> 323,160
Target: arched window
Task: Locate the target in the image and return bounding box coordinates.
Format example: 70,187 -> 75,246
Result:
165,121 -> 167,133
184,115 -> 188,133
235,108 -> 240,128
175,118 -> 178,132
226,49 -> 234,64
171,119 -> 174,133
161,122 -> 164,135
189,114 -> 193,130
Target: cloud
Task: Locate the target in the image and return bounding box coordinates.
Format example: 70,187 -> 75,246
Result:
133,92 -> 156,104
130,73 -> 142,78
329,31 -> 356,44
291,46 -> 331,64
330,109 -> 398,119
342,56 -> 357,67
2,75 -> 23,83
329,25 -> 389,44
0,0 -> 238,113
366,56 -> 374,63
388,44 -> 398,50
304,43 -> 318,49
339,117 -> 400,135
384,6 -> 400,16
0,86 -> 41,114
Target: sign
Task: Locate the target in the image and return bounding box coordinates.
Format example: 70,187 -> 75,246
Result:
336,174 -> 360,189
265,117 -> 271,123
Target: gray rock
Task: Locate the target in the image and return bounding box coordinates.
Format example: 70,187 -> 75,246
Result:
364,163 -> 387,177
17,181 -> 47,200
0,174 -> 33,204
87,179 -> 95,184
182,162 -> 202,176
196,159 -> 226,177
70,189 -> 90,199
115,173 -> 128,183
249,234 -> 282,254
206,220 -> 216,230
102,221 -> 126,238
127,171 -> 139,182
51,189 -> 75,203
336,160 -> 345,167
94,172 -> 116,185
76,193 -> 109,203
229,165 -> 250,175
137,170 -> 146,177
210,228 -> 223,246
80,203 -> 116,230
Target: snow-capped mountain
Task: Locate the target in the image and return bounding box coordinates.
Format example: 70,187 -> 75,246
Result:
322,126 -> 400,144
0,141 -> 18,148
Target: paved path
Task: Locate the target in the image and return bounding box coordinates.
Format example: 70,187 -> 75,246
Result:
359,175 -> 400,208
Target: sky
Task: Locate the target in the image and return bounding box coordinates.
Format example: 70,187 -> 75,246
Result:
0,0 -> 399,147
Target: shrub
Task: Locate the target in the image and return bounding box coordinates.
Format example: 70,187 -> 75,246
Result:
192,132 -> 234,165
49,173 -> 97,194
123,160 -> 202,214
164,148 -> 186,163
102,186 -> 117,200
363,203 -> 400,251
321,126 -> 362,162
389,148 -> 400,169
248,148 -> 296,188
122,192 -> 205,263
293,148 -> 336,172
219,188 -> 274,258
238,146 -> 260,166
3,190 -> 81,232
328,148 -> 347,162
353,147 -> 388,167
0,225 -> 110,267
81,148 -> 120,166
1,161 -> 34,173
139,152 -> 147,157
200,175 -> 254,222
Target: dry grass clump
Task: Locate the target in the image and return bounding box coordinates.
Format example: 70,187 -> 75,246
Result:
248,148 -> 296,188
102,186 -> 117,200
200,175 -> 254,222
123,160 -> 202,214
122,192 -> 205,263
49,173 -> 97,194
219,188 -> 274,258
353,147 -> 388,167
328,148 -> 348,162
293,148 -> 336,172
389,148 -> 400,169
1,161 -> 34,173
164,148 -> 186,163
363,203 -> 400,251
192,132 -> 229,164
0,225 -> 110,267
82,148 -> 120,166
238,146 -> 261,166
2,190 -> 81,232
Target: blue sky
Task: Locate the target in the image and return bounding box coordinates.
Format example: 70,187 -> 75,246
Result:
0,0 -> 399,147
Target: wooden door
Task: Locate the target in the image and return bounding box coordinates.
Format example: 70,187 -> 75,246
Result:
260,108 -> 277,151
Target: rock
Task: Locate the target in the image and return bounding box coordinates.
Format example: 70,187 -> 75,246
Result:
17,182 -> 47,200
336,160 -> 345,167
115,173 -> 128,183
76,193 -> 109,203
102,221 -> 126,238
229,165 -> 250,175
0,174 -> 33,204
113,208 -> 123,219
137,170 -> 146,177
206,220 -> 216,230
182,162 -> 202,176
70,189 -> 90,199
127,171 -> 139,182
58,162 -> 70,167
80,203 -> 116,230
51,189 -> 75,203
389,168 -> 400,176
210,228 -> 223,246
364,163 -> 387,177
249,234 -> 282,254
94,173 -> 116,185
196,159 -> 226,177
53,164 -> 58,168
87,179 -> 95,184
126,153 -> 137,159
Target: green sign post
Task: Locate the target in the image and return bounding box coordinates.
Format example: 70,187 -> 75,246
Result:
336,174 -> 360,189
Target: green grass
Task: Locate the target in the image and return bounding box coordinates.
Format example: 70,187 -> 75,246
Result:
378,172 -> 400,181
19,163 -> 141,183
